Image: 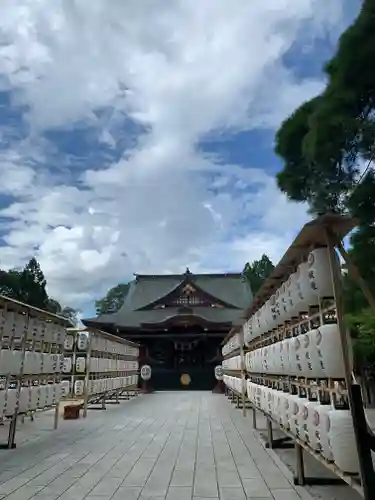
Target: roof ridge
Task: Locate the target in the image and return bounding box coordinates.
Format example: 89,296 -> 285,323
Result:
135,272 -> 244,279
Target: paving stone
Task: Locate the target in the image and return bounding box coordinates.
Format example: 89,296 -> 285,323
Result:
166,486 -> 192,500
220,487 -> 246,500
193,472 -> 218,498
241,478 -> 272,498
192,498 -> 219,500
122,458 -> 157,486
170,469 -> 194,486
217,469 -> 242,487
138,496 -> 166,500
0,392 -> 317,500
271,489 -> 303,500
261,470 -> 292,490
112,486 -> 142,500
89,477 -> 123,496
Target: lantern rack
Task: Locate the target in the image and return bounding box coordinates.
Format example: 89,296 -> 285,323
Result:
221,329 -> 248,415
222,214 -> 375,499
0,295 -> 71,449
61,327 -> 141,417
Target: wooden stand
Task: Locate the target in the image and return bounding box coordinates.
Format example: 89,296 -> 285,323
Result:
222,214 -> 375,499
0,295 -> 70,450
62,327 -> 141,415
63,404 -> 81,420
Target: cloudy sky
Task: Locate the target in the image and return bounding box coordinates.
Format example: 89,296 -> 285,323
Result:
0,0 -> 361,316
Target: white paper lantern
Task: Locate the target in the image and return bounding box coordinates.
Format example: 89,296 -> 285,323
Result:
0,349 -> 21,375
17,387 -> 30,413
30,386 -> 40,410
77,333 -> 89,351
274,290 -> 282,326
279,340 -> 290,375
24,351 -> 38,374
279,283 -> 289,322
287,273 -> 300,318
283,338 -> 296,375
308,248 -> 338,299
2,311 -> 16,339
289,395 -> 302,437
45,385 -> 54,407
75,357 -> 86,373
305,329 -> 325,378
317,324 -> 350,378
74,380 -> 85,396
316,404 -> 334,461
280,393 -> 291,429
54,383 -> 62,403
41,353 -> 53,374
38,386 -> 49,408
63,357 -> 72,373
14,313 -> 27,338
291,335 -> 309,377
296,398 -> 309,442
266,388 -> 275,415
64,335 -> 74,351
304,400 -> 321,450
3,389 -> 18,416
297,262 -> 317,311
329,410 -> 359,473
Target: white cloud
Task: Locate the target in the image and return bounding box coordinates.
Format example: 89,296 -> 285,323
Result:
0,0 -> 348,309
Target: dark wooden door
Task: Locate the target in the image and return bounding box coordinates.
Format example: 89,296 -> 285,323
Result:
150,366 -> 216,391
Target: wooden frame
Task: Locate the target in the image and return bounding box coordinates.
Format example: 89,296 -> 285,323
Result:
62,327 -> 141,416
222,214 -> 375,499
0,295 -> 71,449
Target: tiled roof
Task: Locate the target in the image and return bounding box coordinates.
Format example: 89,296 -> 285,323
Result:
83,272 -> 252,329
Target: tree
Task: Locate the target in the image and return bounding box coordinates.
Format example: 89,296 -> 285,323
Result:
19,257 -> 49,309
243,255 -> 275,295
46,299 -> 79,326
0,269 -> 22,299
60,306 -> 80,326
275,0 -> 375,217
346,309 -> 375,370
95,283 -> 130,315
0,258 -> 49,309
0,258 -> 77,324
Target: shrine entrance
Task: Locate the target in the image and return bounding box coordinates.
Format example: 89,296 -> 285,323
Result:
145,329 -> 221,391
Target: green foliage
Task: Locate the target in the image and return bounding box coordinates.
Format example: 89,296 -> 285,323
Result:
243,254 -> 275,295
46,300 -> 79,326
59,306 -> 80,326
19,257 -> 49,309
0,258 -> 48,308
346,309 -> 375,369
95,283 -> 130,315
0,258 -> 77,324
275,0 -> 375,216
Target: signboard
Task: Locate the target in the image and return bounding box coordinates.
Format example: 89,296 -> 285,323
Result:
140,364 -> 152,381
214,365 -> 223,381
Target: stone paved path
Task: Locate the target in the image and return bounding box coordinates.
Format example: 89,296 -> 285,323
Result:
0,392 -> 314,500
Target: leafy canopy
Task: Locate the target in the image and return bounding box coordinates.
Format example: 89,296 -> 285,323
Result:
243,254 -> 275,295
95,283 -> 130,315
275,0 -> 375,217
0,258 -> 78,325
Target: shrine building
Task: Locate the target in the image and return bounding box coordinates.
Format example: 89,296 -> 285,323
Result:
83,268 -> 252,390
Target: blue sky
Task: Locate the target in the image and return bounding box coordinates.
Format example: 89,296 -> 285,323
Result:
0,1 -> 361,318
